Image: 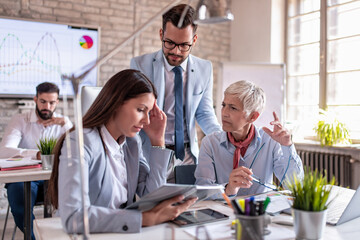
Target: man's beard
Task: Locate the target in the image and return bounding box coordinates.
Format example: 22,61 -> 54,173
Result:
36,105 -> 54,120
165,52 -> 185,66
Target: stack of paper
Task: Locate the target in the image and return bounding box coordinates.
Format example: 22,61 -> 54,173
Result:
0,157 -> 41,171
248,191 -> 293,215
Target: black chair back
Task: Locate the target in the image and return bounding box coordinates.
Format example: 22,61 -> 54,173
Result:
174,164 -> 197,185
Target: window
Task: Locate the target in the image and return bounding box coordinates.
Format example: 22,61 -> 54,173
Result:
286,0 -> 360,141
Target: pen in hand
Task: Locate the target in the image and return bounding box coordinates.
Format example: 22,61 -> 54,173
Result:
251,175 -> 278,191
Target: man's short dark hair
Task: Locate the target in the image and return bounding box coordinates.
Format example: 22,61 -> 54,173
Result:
36,82 -> 60,97
162,4 -> 198,33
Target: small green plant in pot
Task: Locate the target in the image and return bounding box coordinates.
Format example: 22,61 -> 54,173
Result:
286,167 -> 336,240
314,109 -> 351,146
37,137 -> 57,155
37,137 -> 57,170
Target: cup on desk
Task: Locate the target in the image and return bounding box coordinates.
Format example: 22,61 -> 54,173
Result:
235,214 -> 270,240
41,154 -> 54,170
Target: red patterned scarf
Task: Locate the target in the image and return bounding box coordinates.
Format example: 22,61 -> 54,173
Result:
227,124 -> 255,169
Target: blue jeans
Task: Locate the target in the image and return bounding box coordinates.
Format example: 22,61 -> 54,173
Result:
6,180 -> 44,240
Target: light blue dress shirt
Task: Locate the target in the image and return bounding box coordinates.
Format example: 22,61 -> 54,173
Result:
195,126 -> 304,198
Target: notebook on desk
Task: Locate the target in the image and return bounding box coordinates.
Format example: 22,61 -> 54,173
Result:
326,185 -> 360,225
0,157 -> 41,171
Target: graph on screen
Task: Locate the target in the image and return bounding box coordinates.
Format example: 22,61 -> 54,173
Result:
0,18 -> 99,97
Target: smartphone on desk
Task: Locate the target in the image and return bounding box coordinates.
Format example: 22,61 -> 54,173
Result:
171,208 -> 229,227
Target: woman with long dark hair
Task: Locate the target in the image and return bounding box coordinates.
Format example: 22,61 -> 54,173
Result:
48,69 -> 196,233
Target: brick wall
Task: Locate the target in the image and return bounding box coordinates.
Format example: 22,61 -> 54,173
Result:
0,0 -> 231,137
0,0 -> 231,209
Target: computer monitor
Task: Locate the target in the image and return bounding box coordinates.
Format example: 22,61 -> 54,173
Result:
80,86 -> 102,116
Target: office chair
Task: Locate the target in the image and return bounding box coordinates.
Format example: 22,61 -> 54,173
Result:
1,184 -> 45,240
174,164 -> 197,185
81,86 -> 102,116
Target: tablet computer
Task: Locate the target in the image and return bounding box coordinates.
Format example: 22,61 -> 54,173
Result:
126,184 -> 223,212
171,208 -> 229,227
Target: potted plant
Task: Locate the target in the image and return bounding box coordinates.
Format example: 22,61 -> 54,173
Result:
37,137 -> 57,170
314,109 -> 351,146
286,167 -> 336,240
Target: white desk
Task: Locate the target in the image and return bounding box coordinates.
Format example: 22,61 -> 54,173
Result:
0,168 -> 52,240
0,168 -> 51,183
33,201 -> 360,240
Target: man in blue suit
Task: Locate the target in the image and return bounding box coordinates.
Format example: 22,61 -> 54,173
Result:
130,4 -> 221,182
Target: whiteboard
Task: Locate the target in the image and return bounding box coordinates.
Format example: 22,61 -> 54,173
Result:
216,62 -> 286,129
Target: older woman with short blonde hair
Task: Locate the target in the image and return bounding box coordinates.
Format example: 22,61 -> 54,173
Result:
195,80 -> 304,197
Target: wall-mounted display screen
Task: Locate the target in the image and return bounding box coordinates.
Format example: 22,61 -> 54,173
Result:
0,17 -> 99,98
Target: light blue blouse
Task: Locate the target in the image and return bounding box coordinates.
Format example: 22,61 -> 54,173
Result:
195,126 -> 304,198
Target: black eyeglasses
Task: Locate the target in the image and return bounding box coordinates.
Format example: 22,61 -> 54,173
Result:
162,40 -> 193,52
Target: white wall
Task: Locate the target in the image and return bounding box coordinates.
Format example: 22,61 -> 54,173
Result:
271,0 -> 285,63
230,0 -> 285,63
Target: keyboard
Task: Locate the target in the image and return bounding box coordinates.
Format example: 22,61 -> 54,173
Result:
326,186 -> 355,224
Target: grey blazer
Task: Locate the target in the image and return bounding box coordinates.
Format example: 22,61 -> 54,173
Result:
130,50 -> 221,162
58,128 -> 172,233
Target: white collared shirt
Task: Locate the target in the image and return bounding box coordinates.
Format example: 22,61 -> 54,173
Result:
0,110 -> 72,158
162,54 -> 190,145
100,125 -> 128,208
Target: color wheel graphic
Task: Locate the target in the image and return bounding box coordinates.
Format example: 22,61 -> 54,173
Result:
79,35 -> 93,49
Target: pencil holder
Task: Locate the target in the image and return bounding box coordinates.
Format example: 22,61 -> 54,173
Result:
235,214 -> 270,240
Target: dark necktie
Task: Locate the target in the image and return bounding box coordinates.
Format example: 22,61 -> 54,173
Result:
173,66 -> 185,160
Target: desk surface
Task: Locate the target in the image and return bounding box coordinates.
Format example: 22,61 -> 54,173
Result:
0,168 -> 51,183
0,167 -> 52,240
34,201 -> 360,240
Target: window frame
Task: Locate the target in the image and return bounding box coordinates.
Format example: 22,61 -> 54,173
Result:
285,0 -> 360,143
